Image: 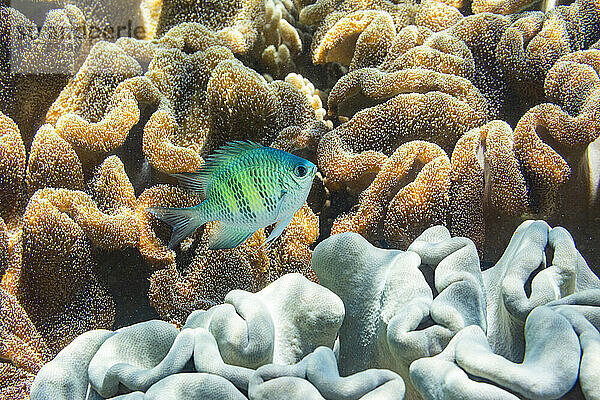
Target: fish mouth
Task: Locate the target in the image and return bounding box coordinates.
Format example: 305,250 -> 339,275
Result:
310,165 -> 317,176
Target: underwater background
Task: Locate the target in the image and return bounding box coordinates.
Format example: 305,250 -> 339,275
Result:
1,0 -> 600,398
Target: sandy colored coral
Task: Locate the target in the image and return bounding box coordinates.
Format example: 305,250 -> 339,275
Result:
302,0 -> 418,68
545,49 -> 600,117
327,67 -> 489,154
556,0 -> 600,51
0,362 -> 35,399
141,44 -> 319,173
317,131 -> 388,193
513,50 -> 600,212
285,73 -> 328,122
1,5 -> 86,147
413,0 -> 463,33
449,121 -> 528,250
472,0 -> 541,15
41,25 -> 320,175
154,0 -> 265,53
25,124 -> 84,197
0,219 -> 8,279
259,0 -> 303,78
381,28 -> 475,79
311,10 -> 397,67
17,189 -> 118,352
496,11 -> 571,104
0,288 -> 52,377
89,155 -> 138,212
332,140 -> 451,248
305,0 -> 463,70
445,13 -> 512,119
0,112 -> 26,215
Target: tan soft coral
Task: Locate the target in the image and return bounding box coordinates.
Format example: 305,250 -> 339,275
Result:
1,5 -> 86,147
494,3 -> 600,106
513,50 -> 600,213
380,28 -> 475,78
0,113 -> 26,216
10,156 -> 139,353
112,42 -> 318,174
258,0 -> 304,78
326,67 -> 489,154
311,10 -> 397,67
45,41 -> 144,157
472,0 -> 541,15
154,0 -> 265,52
449,121 -> 528,249
317,131 -> 388,194
25,125 -> 84,197
0,287 -> 52,377
331,140 -> 451,248
16,189 -> 117,352
304,0 -> 463,70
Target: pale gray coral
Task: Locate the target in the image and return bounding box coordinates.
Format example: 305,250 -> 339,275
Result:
483,220 -> 600,361
410,295 -> 600,400
248,346 -> 405,400
30,329 -> 115,400
311,226 -> 487,398
183,272 -> 345,367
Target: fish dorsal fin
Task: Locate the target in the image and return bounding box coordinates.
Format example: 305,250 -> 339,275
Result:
208,222 -> 256,250
172,141 -> 263,197
211,140 -> 263,160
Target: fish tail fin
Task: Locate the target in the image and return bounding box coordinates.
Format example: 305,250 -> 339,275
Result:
147,205 -> 207,249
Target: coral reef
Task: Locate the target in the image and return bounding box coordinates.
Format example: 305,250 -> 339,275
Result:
29,223 -> 600,399
0,112 -> 26,215
3,0 -> 600,397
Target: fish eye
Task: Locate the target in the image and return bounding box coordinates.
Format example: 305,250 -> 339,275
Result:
294,164 -> 308,177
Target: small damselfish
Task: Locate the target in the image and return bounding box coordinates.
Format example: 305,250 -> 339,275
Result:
148,140 -> 317,250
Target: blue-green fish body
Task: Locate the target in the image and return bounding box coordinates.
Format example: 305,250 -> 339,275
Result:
149,141 -> 316,250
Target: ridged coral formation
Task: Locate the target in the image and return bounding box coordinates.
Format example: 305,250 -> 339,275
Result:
449,120 -> 528,248
0,5 -> 86,147
154,0 -> 264,52
17,188 -> 118,353
326,67 -> 489,153
330,140 -> 451,248
0,112 -> 26,215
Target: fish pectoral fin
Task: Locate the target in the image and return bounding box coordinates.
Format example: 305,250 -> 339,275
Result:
147,206 -> 201,249
260,214 -> 294,250
274,189 -> 287,219
208,222 -> 255,250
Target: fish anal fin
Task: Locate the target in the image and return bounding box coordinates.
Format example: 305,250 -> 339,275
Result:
208,222 -> 255,250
